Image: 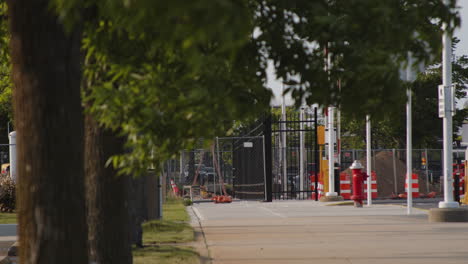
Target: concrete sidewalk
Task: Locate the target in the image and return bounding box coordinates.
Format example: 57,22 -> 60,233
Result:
189,200 -> 468,264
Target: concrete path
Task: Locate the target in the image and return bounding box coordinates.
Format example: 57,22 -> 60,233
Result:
190,200 -> 468,264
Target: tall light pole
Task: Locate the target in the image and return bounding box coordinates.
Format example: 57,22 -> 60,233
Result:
406,72 -> 413,215
438,0 -> 458,209
326,106 -> 338,197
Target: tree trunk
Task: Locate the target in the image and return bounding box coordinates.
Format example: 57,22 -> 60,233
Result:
7,1 -> 88,263
85,114 -> 132,263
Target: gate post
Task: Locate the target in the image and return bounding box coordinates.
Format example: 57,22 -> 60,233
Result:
264,114 -> 273,202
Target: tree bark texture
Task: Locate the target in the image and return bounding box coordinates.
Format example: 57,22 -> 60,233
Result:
85,115 -> 132,263
7,0 -> 88,263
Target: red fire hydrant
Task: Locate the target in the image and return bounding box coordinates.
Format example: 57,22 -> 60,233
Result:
350,160 -> 368,208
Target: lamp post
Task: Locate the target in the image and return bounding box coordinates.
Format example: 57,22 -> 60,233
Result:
326,106 -> 338,197
438,0 -> 458,209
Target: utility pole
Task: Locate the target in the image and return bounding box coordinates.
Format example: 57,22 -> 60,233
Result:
325,45 -> 337,199
438,0 -> 458,209
406,73 -> 413,215
429,0 -> 468,222
326,106 -> 338,197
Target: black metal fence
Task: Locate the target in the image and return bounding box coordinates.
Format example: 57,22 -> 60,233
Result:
270,108 -> 319,200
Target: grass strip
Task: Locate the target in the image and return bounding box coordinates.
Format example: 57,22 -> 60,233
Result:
142,198 -> 194,244
0,213 -> 16,224
133,245 -> 199,264
134,197 -> 198,264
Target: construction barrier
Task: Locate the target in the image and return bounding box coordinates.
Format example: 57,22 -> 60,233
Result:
170,179 -> 179,196
364,171 -> 378,199
311,175 -> 324,200
339,172 -> 351,200
310,174 -> 316,199
405,173 -> 419,198
459,181 -> 464,200
317,181 -> 324,200
454,163 -> 465,200
463,159 -> 468,204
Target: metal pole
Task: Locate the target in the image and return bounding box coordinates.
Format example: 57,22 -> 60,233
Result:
439,0 -> 458,208
264,114 -> 273,202
262,135 -> 268,201
9,131 -> 16,183
366,115 -> 372,206
180,151 -> 184,184
337,108 -> 341,170
406,62 -> 413,215
314,107 -> 319,201
425,149 -> 430,192
211,145 -> 217,195
159,174 -> 163,218
392,149 -> 398,194
326,106 -> 337,197
216,137 -> 222,195
299,107 -> 305,198
282,87 -> 288,195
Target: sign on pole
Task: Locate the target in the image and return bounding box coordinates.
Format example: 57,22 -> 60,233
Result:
438,84 -> 455,118
438,85 -> 445,118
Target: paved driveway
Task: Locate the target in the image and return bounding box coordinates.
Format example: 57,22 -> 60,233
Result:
190,200 -> 468,264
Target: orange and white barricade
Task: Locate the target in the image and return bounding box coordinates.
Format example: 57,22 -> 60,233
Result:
311,173 -> 324,200
364,171 -> 378,199
317,181 -> 324,199
454,164 -> 465,199
310,174 -> 317,199
405,173 -> 419,198
339,172 -> 351,200
170,179 -> 180,196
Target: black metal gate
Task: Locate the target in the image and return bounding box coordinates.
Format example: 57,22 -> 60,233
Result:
269,108 -> 319,200
226,109 -> 319,201
181,107 -> 321,200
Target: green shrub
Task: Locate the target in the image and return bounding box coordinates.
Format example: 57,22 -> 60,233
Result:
182,199 -> 193,206
0,176 -> 15,212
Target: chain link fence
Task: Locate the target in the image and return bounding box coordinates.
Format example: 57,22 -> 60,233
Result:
165,136 -> 266,201
340,148 -> 466,198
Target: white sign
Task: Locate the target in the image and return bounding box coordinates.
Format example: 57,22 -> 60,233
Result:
243,142 -> 253,148
438,85 -> 445,118
438,85 -> 455,118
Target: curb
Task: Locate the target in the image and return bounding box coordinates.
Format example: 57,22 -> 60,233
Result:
187,206 -> 212,264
